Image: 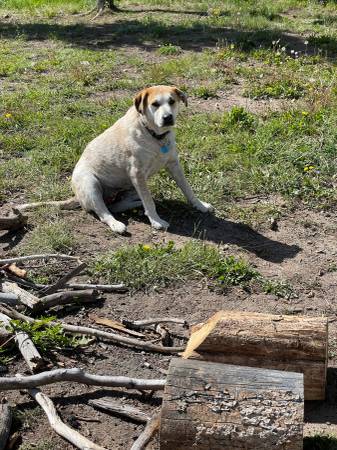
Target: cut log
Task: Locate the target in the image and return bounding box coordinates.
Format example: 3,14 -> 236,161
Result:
0,212 -> 27,230
183,310 -> 328,400
0,403 -> 12,450
1,282 -> 41,310
0,313 -> 45,372
160,358 -> 304,450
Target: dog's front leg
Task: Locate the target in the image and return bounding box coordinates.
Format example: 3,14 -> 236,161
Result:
166,159 -> 214,213
129,168 -> 169,230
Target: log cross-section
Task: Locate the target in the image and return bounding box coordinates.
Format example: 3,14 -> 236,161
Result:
160,358 -> 304,450
183,310 -> 328,400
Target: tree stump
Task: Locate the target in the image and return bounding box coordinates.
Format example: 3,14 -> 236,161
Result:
183,310 -> 328,400
160,358 -> 304,450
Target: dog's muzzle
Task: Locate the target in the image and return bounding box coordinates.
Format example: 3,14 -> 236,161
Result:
162,114 -> 174,126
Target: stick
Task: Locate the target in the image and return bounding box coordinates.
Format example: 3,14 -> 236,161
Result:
0,404 -> 12,450
131,413 -> 160,450
123,318 -> 188,329
88,399 -> 150,423
0,368 -> 166,391
15,198 -> 80,212
0,313 -> 45,372
0,254 -> 79,265
35,290 -> 98,312
0,293 -> 19,306
40,262 -> 87,296
0,307 -> 184,354
64,283 -> 126,292
1,274 -> 42,291
29,388 -> 106,450
1,282 -> 41,310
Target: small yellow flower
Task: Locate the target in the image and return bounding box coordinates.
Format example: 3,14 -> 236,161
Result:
309,165 -> 315,170
142,244 -> 151,251
4,113 -> 12,119
304,166 -> 309,172
301,111 -> 308,116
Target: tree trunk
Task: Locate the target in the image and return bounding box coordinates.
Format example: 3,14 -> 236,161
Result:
183,310 -> 328,400
160,358 -> 304,450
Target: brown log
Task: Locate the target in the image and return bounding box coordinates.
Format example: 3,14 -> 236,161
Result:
0,403 -> 12,450
160,358 -> 304,450
183,310 -> 328,400
0,212 -> 27,230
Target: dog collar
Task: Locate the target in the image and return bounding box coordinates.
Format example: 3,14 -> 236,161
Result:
145,126 -> 170,141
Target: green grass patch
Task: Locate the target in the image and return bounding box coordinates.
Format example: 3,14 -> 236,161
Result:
244,79 -> 307,100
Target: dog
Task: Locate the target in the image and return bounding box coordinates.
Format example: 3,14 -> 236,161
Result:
71,85 -> 213,234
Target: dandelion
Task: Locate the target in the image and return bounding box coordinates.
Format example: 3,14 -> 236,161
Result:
304,166 -> 309,172
301,111 -> 309,116
142,244 -> 151,251
4,113 -> 12,119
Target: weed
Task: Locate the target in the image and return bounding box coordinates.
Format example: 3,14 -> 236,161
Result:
157,44 -> 182,55
192,85 -> 218,99
221,106 -> 256,131
262,279 -> 297,299
9,317 -> 73,352
245,79 -> 306,99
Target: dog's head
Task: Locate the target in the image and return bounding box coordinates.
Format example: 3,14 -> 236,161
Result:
134,85 -> 187,130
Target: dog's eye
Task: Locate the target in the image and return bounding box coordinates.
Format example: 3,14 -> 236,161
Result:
169,98 -> 175,105
152,101 -> 160,108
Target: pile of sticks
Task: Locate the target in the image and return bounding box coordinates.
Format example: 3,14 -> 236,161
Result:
0,253 -> 189,449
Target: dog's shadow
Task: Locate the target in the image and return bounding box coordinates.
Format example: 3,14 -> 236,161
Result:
120,199 -> 301,264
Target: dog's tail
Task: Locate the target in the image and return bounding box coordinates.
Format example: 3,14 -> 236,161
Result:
14,197 -> 80,213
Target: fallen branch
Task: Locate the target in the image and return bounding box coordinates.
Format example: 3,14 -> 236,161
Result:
0,254 -> 79,265
89,314 -> 145,338
0,368 -> 166,391
0,211 -> 27,231
36,290 -> 99,312
40,262 -> 87,296
29,388 -> 106,450
15,198 -> 80,212
0,307 -> 185,354
0,313 -> 45,372
64,283 -> 126,292
0,293 -> 19,306
88,399 -> 150,423
1,282 -> 41,310
123,318 -> 188,329
131,413 -> 160,450
0,403 -> 12,450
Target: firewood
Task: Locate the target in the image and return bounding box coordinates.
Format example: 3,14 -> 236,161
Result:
36,290 -> 98,312
160,358 -> 304,450
0,212 -> 27,230
0,313 -> 45,372
1,282 -> 41,310
183,310 -> 328,400
89,399 -> 150,423
0,403 -> 12,450
0,254 -> 79,265
0,368 -> 165,391
123,317 -> 188,329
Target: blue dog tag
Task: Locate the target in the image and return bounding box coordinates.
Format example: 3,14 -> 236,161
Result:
160,145 -> 170,154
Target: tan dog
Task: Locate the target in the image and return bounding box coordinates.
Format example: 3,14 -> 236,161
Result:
72,85 -> 213,234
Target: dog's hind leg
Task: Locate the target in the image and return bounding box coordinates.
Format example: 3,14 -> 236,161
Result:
109,190 -> 142,213
72,173 -> 127,234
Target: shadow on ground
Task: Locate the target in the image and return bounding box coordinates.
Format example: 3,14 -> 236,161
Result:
1,14 -> 335,55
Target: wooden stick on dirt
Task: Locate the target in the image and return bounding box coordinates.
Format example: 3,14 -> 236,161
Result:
0,403 -> 12,450
40,262 -> 87,296
123,318 -> 188,329
64,283 -> 126,292
0,313 -> 45,372
88,399 -> 150,423
0,254 -> 79,265
0,368 -> 166,391
0,307 -> 185,354
1,282 -> 41,310
28,388 -> 107,450
36,290 -> 99,312
15,198 -> 80,212
131,413 -> 161,450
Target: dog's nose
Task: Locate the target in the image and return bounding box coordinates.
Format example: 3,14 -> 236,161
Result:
163,114 -> 174,125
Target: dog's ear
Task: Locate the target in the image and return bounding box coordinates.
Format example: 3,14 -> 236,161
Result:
174,88 -> 188,107
134,89 -> 149,114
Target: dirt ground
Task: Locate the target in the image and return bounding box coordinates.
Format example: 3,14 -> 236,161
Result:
2,198 -> 337,449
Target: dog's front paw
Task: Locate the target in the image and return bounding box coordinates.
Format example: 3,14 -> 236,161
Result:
193,200 -> 214,213
149,217 -> 170,230
108,220 -> 127,234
